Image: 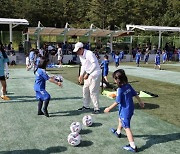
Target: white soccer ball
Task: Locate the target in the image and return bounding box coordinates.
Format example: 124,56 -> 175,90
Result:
54,75 -> 63,82
67,132 -> 81,146
70,122 -> 82,133
82,115 -> 93,127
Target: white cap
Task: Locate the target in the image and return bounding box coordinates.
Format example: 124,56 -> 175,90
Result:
73,42 -> 83,52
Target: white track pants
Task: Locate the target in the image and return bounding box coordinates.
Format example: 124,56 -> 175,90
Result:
83,74 -> 101,110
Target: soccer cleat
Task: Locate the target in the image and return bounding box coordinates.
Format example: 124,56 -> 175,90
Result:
111,128 -> 121,138
37,111 -> 44,115
77,106 -> 90,111
92,110 -> 100,114
42,110 -> 49,117
123,144 -> 138,153
1,95 -> 10,100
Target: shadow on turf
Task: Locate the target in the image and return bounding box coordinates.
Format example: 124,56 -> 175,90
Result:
135,133 -> 180,152
135,102 -> 159,110
10,77 -> 34,80
129,80 -> 139,84
0,146 -> 67,154
80,129 -> 93,134
49,107 -> 117,117
78,140 -> 93,147
0,96 -> 82,104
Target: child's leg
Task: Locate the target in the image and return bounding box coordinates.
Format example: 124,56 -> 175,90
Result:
43,99 -> 50,117
116,118 -> 123,134
124,128 -> 134,143
38,99 -> 44,115
1,80 -> 7,96
154,64 -> 156,69
123,127 -> 137,152
104,76 -> 109,83
123,117 -> 136,149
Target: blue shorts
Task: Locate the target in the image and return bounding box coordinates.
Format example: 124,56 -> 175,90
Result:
119,116 -> 132,128
103,70 -> 108,76
155,61 -> 160,65
35,90 -> 51,101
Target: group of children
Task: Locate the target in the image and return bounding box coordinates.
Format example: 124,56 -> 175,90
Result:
33,51 -> 144,152
135,48 -> 180,69
1,42 -> 148,152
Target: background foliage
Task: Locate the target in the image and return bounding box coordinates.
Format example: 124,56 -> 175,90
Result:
0,0 -> 180,30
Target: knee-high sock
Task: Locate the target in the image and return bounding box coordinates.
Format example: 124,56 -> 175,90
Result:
43,99 -> 50,111
38,100 -> 43,112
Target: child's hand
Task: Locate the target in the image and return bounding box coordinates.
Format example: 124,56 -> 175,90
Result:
139,102 -> 145,108
57,82 -> 62,87
104,107 -> 110,113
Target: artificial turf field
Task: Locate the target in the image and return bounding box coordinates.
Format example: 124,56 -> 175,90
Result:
0,63 -> 180,154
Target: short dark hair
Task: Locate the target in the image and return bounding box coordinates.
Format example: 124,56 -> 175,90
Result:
112,69 -> 128,87
38,57 -> 49,69
104,55 -> 108,59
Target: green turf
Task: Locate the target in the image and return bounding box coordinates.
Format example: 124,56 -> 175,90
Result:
0,67 -> 179,154
46,64 -> 180,127
118,61 -> 180,72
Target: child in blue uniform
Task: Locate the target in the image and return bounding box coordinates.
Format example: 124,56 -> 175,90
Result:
144,49 -> 150,64
119,50 -> 124,61
154,51 -> 161,70
162,50 -> 167,64
135,50 -> 141,67
0,43 -> 10,100
104,69 -> 144,153
112,51 -> 120,67
100,55 -> 109,84
34,57 -> 62,117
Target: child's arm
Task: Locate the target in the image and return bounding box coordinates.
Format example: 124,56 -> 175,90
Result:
49,77 -> 62,87
135,95 -> 144,108
104,102 -> 118,113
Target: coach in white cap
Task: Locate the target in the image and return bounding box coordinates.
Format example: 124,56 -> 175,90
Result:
73,42 -> 101,114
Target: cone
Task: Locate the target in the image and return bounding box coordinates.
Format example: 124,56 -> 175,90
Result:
139,91 -> 158,98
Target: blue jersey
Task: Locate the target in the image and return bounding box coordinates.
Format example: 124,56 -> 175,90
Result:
29,51 -> 35,61
144,53 -> 149,61
120,51 -> 124,60
111,52 -> 120,62
101,59 -> 109,76
114,54 -> 120,63
135,52 -> 141,63
155,54 -> 160,65
116,84 -> 137,118
36,57 -> 41,66
0,52 -> 9,76
162,52 -> 167,61
34,68 -> 50,91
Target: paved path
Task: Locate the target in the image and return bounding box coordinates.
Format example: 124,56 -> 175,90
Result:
109,65 -> 180,85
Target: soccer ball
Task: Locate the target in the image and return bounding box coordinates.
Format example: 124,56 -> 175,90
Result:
82,115 -> 93,127
67,132 -> 81,146
54,75 -> 63,82
70,122 -> 82,133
